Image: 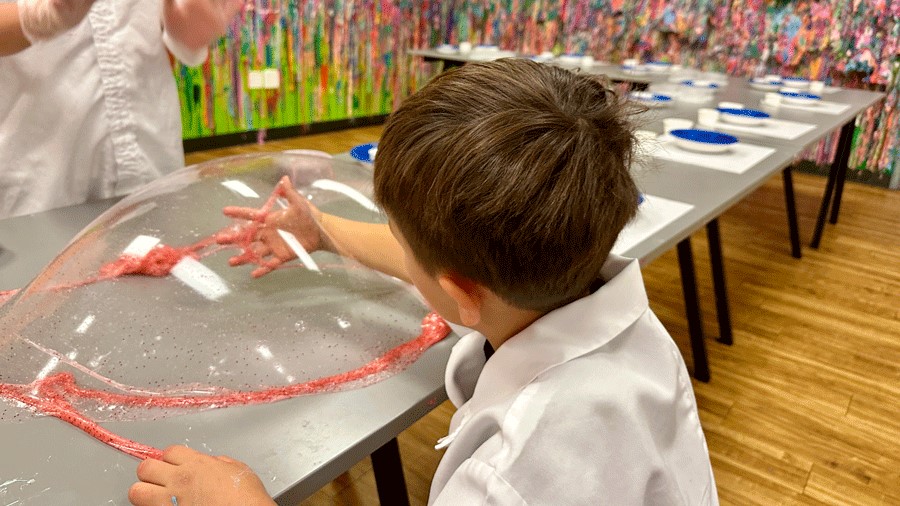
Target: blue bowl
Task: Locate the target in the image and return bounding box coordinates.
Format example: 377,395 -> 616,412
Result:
350,142 -> 378,163
670,129 -> 738,153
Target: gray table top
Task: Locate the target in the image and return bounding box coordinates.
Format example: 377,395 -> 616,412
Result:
644,75 -> 885,150
0,76 -> 884,504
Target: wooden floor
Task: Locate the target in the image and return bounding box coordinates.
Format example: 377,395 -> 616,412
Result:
188,126 -> 900,506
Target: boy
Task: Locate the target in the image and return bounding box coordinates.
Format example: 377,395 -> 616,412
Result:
129,58 -> 717,505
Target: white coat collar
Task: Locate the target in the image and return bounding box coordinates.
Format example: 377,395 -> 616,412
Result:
449,255 -> 649,431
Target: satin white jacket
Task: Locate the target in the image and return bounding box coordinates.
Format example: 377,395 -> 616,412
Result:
431,255 -> 718,505
0,0 -> 183,218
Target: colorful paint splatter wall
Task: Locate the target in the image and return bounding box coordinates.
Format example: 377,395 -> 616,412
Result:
176,0 -> 898,184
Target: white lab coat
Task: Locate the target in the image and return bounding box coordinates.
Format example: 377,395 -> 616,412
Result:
431,255 -> 718,505
0,0 -> 183,218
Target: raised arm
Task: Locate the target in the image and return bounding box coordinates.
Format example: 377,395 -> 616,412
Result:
219,176 -> 409,282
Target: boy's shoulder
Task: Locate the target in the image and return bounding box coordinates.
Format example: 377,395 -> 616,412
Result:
437,256 -> 716,504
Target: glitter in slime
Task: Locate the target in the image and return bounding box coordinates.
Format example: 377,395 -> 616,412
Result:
0,154 -> 451,461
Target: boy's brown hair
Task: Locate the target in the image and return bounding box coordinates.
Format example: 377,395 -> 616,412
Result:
373,58 -> 640,312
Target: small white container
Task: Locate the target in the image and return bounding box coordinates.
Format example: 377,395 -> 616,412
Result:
809,80 -> 825,94
663,118 -> 694,134
697,108 -> 720,126
718,101 -> 744,110
633,130 -> 659,145
762,92 -> 782,107
458,41 -> 472,53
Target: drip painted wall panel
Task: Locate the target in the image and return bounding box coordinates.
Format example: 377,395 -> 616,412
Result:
175,0 -> 897,182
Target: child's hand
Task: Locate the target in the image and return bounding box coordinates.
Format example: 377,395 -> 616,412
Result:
128,445 -> 274,506
162,0 -> 246,65
17,0 -> 99,42
220,176 -> 330,278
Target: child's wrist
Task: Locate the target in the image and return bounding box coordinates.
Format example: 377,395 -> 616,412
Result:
316,212 -> 338,254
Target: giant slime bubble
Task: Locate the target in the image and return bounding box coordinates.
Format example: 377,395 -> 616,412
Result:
0,153 -> 450,459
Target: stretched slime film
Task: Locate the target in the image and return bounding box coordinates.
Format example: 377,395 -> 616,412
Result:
0,153 -> 451,460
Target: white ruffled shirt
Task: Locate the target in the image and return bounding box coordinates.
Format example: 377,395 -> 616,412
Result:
0,0 -> 183,218
431,255 -> 718,505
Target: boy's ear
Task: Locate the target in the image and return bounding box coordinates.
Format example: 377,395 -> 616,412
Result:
438,273 -> 483,327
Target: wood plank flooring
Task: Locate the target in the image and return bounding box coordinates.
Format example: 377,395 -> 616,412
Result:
189,126 -> 900,505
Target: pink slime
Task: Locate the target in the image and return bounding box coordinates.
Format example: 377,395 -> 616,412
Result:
0,183 -> 451,460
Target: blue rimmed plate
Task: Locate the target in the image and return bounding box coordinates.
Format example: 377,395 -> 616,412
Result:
781,77 -> 810,89
778,91 -> 821,106
350,142 -> 378,163
717,107 -> 770,126
629,91 -> 673,107
680,80 -> 720,89
645,61 -> 672,73
670,129 -> 738,154
621,64 -> 649,74
748,77 -> 782,91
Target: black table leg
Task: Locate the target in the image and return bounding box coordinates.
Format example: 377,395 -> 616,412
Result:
782,167 -> 802,259
677,238 -> 710,382
371,438 -> 410,506
828,123 -> 856,225
705,220 -> 733,346
811,121 -> 854,248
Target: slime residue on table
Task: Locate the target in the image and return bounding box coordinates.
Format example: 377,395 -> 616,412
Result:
0,181 -> 451,460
